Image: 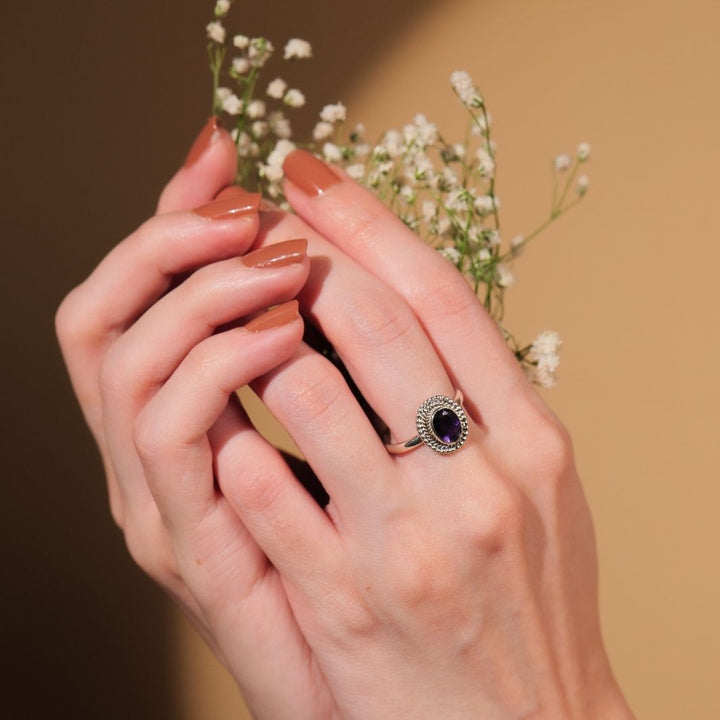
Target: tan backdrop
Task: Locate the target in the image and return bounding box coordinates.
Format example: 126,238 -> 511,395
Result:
2,0 -> 717,718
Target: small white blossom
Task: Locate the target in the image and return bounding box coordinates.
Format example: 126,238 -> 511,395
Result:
382,129 -> 403,157
450,70 -> 483,108
474,195 -> 496,215
346,163 -> 365,180
496,264 -> 515,287
478,248 -> 491,262
283,88 -> 305,108
233,34 -> 249,49
530,331 -> 562,388
262,139 -> 296,182
214,0 -> 231,17
554,153 -> 571,172
322,142 -> 342,163
266,78 -> 287,99
400,185 -> 416,203
476,147 -> 495,178
221,92 -> 243,115
284,38 -> 312,59
206,20 -> 226,44
453,143 -> 466,159
577,142 -> 591,161
269,111 -> 292,139
486,230 -> 501,246
320,103 -> 347,123
232,57 -> 251,75
422,201 -> 437,223
249,38 -> 274,67
439,247 -> 461,264
247,99 -> 266,119
576,174 -> 590,196
251,121 -> 268,138
313,121 -> 334,141
436,217 -> 452,236
215,86 -> 232,101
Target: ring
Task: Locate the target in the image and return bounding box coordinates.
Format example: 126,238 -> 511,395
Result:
385,391 -> 469,455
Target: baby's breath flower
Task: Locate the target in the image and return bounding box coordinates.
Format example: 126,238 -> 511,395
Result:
284,88 -> 306,108
322,142 -> 342,163
400,185 -> 416,203
214,0 -> 231,17
266,78 -> 287,99
554,153 -> 571,172
251,120 -> 268,138
474,195 -> 496,215
231,57 -> 251,75
247,99 -> 266,119
496,264 -> 515,287
262,138 -> 296,183
530,331 -> 562,388
320,103 -> 347,123
215,86 -> 232,101
346,163 -> 365,180
422,200 -> 437,223
576,174 -> 589,196
284,38 -> 312,59
478,248 -> 491,262
439,247 -> 461,264
577,142 -> 591,161
476,147 -> 495,178
221,92 -> 243,115
249,38 -> 274,67
450,70 -> 483,108
206,20 -> 226,44
233,34 -> 249,49
313,121 -> 334,141
269,111 -> 292,139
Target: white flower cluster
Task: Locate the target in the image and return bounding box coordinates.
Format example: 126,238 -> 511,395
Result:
203,2 -> 591,386
529,331 -> 562,388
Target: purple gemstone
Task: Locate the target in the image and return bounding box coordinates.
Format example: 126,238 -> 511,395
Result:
432,408 -> 462,444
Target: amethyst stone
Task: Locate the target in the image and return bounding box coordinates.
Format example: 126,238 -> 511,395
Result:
432,408 -> 463,444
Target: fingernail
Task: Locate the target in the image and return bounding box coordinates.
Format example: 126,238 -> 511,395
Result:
184,117 -> 225,168
283,149 -> 342,197
215,184 -> 252,201
245,300 -> 300,333
193,191 -> 261,220
242,239 -> 308,269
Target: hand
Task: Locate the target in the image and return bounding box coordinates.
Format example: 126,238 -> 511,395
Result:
56,121 -> 339,718
220,151 -> 633,719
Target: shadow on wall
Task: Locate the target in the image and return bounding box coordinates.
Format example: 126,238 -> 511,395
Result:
0,0 -> 437,718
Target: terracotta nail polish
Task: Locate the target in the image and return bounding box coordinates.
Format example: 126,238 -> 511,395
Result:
245,300 -> 300,333
193,192 -> 261,220
184,117 -> 224,168
282,149 -> 342,196
242,239 -> 308,269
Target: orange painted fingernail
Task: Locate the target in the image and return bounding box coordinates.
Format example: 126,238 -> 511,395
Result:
184,116 -> 225,168
245,300 -> 300,333
193,192 -> 261,220
283,149 -> 341,196
242,239 -> 307,269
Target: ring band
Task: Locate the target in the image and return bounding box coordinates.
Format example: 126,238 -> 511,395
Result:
385,391 -> 469,455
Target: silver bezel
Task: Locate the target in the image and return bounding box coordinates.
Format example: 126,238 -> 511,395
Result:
415,394 -> 469,454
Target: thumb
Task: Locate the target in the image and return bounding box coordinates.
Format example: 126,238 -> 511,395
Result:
156,116 -> 238,215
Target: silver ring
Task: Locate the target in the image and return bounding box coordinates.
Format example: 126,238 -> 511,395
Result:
385,391 -> 469,455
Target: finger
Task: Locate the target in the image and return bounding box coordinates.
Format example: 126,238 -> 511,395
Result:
282,150 -> 533,423
56,190 -> 260,435
134,306 -> 337,591
104,239 -> 309,410
256,208 -> 458,444
156,116 -> 238,214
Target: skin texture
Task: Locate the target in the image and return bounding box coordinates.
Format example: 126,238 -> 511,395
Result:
56,121 -> 635,720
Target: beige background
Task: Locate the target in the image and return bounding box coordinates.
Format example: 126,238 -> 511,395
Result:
2,0 -> 718,718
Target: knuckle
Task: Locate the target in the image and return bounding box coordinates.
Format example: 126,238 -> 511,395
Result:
132,405 -> 166,462
471,482 -> 526,550
54,285 -> 90,349
342,291 -> 415,351
233,466 -> 285,517
280,365 -> 345,426
412,269 -> 479,323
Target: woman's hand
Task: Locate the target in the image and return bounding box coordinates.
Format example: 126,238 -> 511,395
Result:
56,122 -> 344,719
218,151 -> 632,719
